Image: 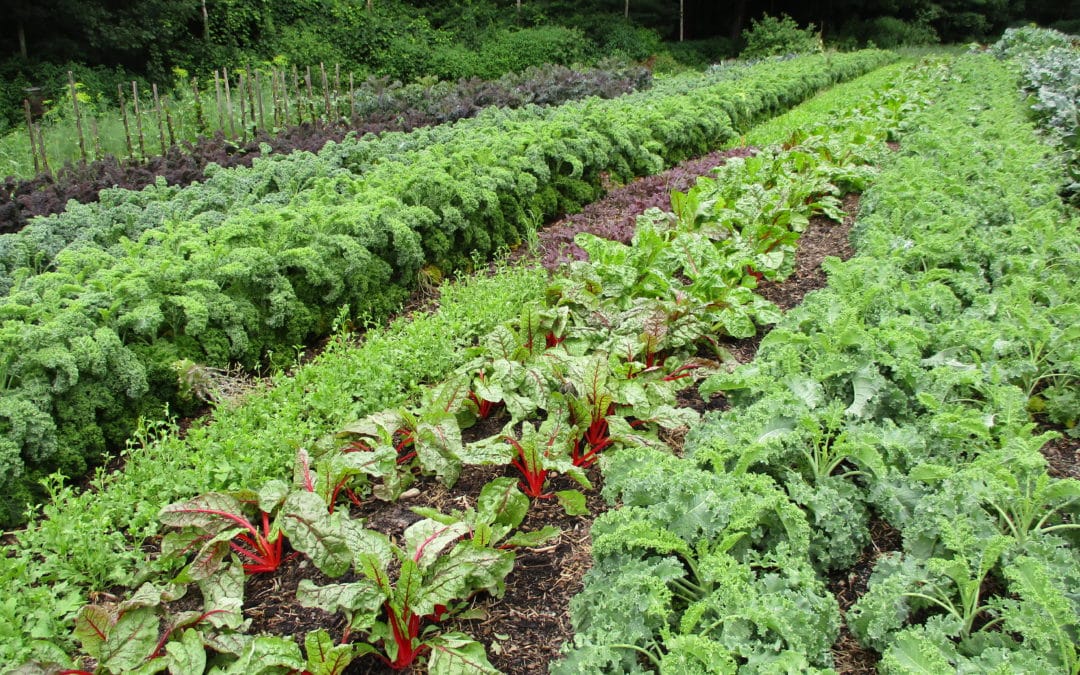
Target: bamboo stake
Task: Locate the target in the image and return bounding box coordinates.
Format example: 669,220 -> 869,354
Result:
132,81 -> 147,159
67,71 -> 88,163
117,83 -> 135,160
320,63 -> 331,122
152,83 -> 167,152
23,99 -> 40,173
255,71 -> 266,131
214,70 -> 224,133
246,70 -> 258,132
223,68 -> 236,139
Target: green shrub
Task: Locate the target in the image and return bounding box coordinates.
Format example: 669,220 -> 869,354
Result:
664,37 -> 738,68
858,17 -> 939,49
598,21 -> 663,61
270,21 -> 352,71
477,26 -> 597,79
427,44 -> 486,81
741,14 -> 821,59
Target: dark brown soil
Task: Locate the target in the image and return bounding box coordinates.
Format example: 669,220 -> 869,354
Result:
828,519 -> 903,675
519,147 -> 759,272
1041,432 -> 1080,480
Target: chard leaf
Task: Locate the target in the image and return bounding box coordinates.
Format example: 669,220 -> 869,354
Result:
414,546 -> 515,615
555,489 -> 589,516
427,632 -> 499,674
717,306 -> 756,339
413,416 -> 464,487
221,635 -> 305,674
158,493 -> 249,535
120,582 -> 184,611
257,480 -> 290,514
296,579 -> 383,630
477,476 -> 529,529
641,404 -> 700,431
96,606 -> 159,672
483,325 -> 518,361
173,527 -> 243,583
201,631 -> 251,657
404,520 -> 471,568
502,525 -> 561,548
304,629 -> 371,675
460,433 -> 516,466
280,491 -> 351,578
197,562 -> 246,630
73,604 -> 111,659
165,628 -> 206,675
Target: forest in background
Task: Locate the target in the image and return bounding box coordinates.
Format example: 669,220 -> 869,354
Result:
0,0 -> 1077,131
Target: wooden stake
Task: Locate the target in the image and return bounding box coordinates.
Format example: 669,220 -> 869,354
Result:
334,64 -> 341,121
89,116 -> 103,160
23,99 -> 40,173
349,72 -> 355,124
305,67 -> 315,125
68,71 -> 88,163
280,71 -> 291,127
223,68 -> 236,139
292,65 -> 301,125
117,83 -> 135,160
35,122 -> 51,177
270,70 -> 280,128
165,108 -> 177,148
320,63 -> 332,122
237,71 -> 247,139
152,83 -> 167,152
132,81 -> 147,158
214,70 -> 224,133
192,77 -> 207,135
255,71 -> 266,131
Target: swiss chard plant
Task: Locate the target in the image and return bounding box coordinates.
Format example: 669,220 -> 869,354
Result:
297,515 -> 513,671
159,481 -> 354,581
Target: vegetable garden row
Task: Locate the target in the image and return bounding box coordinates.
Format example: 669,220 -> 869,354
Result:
560,46 -> 1079,672
8,51 -> 919,672
0,62 -> 654,234
3,32 -> 1077,674
0,49 -> 893,527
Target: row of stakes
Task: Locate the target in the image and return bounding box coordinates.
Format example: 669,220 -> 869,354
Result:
21,63 -> 368,178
